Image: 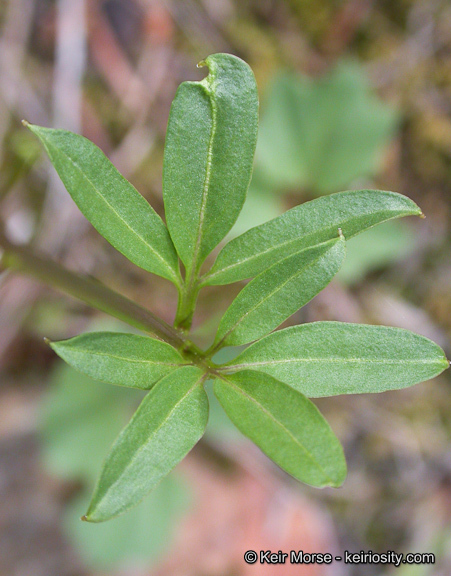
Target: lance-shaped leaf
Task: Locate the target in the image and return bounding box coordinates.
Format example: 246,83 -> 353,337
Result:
163,53 -> 258,273
84,366 -> 208,522
49,332 -> 188,390
214,371 -> 346,487
26,124 -> 180,284
224,322 -> 449,397
213,235 -> 345,348
202,189 -> 421,286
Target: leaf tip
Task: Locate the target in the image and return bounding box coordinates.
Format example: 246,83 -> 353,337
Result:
43,336 -> 52,346
419,211 -> 426,219
197,59 -> 207,69
328,472 -> 347,489
337,227 -> 345,240
80,515 -> 88,522
21,119 -> 30,128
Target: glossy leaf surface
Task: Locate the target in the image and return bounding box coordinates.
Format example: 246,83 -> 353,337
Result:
203,189 -> 420,285
225,322 -> 449,397
163,53 -> 258,272
214,371 -> 346,487
85,366 -> 207,522
26,124 -> 179,283
50,332 -> 187,390
213,235 -> 345,348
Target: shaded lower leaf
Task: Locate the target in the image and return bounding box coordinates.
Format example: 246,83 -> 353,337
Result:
224,322 -> 449,397
214,371 -> 346,487
213,235 -> 345,348
49,331 -> 188,390
84,366 -> 207,522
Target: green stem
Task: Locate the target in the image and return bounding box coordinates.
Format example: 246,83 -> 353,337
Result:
0,227 -> 202,356
174,266 -> 201,332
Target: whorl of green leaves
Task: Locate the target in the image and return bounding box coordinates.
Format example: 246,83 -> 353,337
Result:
26,53 -> 449,522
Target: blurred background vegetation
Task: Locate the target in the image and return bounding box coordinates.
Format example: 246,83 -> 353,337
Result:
1,0 -> 451,574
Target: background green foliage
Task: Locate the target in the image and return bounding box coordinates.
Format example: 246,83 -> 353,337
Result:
1,1 -> 451,575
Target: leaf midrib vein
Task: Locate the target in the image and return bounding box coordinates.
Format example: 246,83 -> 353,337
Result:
205,212 -> 401,283
94,373 -> 204,511
228,357 -> 444,370
189,84 -> 218,273
67,347 -> 186,366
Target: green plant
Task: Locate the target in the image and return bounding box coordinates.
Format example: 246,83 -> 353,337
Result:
41,349 -> 190,568
1,53 -> 448,523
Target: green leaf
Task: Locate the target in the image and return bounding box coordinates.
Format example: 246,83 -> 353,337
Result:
163,53 -> 258,273
213,235 -> 345,348
25,123 -> 180,284
202,189 -> 421,286
256,61 -> 399,194
85,366 -> 208,522
41,362 -> 190,568
41,361 -> 141,483
224,322 -> 449,397
214,371 -> 346,487
49,332 -> 187,390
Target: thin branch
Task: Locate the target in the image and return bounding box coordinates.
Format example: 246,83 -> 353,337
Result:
0,227 -> 190,351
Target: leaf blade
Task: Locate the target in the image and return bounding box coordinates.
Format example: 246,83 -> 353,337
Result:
213,235 -> 346,347
50,332 -> 188,390
202,189 -> 421,286
214,371 -> 346,487
225,322 -> 449,397
163,53 -> 258,272
84,366 -> 208,522
26,124 -> 179,283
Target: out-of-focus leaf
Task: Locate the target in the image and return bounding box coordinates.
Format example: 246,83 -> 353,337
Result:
41,362 -> 138,482
225,322 -> 449,397
228,168 -> 284,238
214,370 -> 346,487
337,220 -> 415,285
49,331 -> 187,390
163,53 -> 258,273
256,61 -> 399,194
